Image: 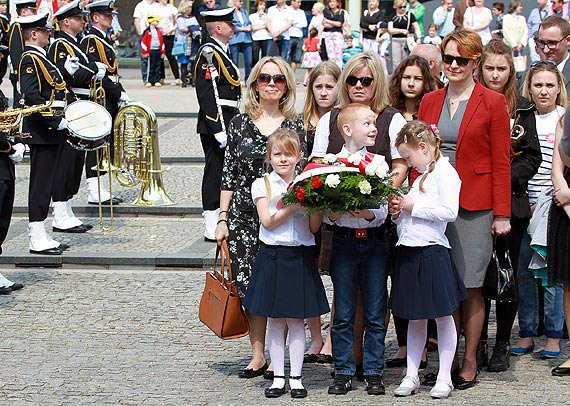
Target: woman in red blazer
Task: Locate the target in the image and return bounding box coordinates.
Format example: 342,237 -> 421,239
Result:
418,29 -> 511,390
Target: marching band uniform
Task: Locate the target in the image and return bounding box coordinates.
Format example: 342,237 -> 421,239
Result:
48,0 -> 105,233
0,0 -> 10,85
194,7 -> 241,241
81,0 -> 127,205
18,13 -> 68,255
8,0 -> 38,107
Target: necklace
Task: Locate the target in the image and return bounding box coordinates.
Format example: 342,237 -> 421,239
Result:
448,83 -> 475,106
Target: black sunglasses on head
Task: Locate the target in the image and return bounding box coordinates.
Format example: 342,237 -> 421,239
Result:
346,75 -> 374,87
257,73 -> 287,86
530,60 -> 557,68
442,54 -> 473,66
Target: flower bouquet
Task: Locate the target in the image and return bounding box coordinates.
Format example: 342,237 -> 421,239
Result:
282,152 -> 403,214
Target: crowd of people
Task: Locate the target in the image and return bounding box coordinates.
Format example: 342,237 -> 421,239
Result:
192,0 -> 570,401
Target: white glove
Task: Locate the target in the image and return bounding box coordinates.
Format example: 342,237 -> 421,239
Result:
214,132 -> 227,148
57,117 -> 68,131
64,56 -> 79,76
118,91 -> 130,108
9,143 -> 25,163
94,62 -> 106,79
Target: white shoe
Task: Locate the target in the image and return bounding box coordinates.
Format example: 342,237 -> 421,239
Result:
429,379 -> 453,399
203,209 -> 219,240
65,200 -> 83,227
87,177 -> 112,204
394,375 -> 420,397
29,221 -> 60,252
52,201 -> 78,230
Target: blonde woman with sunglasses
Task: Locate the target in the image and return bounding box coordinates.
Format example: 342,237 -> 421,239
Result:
418,29 -> 511,390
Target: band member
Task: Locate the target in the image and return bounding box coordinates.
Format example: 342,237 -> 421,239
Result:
194,7 -> 241,241
8,0 -> 37,107
48,0 -> 107,233
0,0 -> 10,85
81,0 -> 128,205
18,13 -> 69,255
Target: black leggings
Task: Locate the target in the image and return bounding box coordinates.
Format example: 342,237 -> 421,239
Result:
161,35 -> 180,80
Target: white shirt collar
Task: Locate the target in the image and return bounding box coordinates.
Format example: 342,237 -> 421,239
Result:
339,145 -> 368,157
28,44 -> 46,55
210,36 -> 228,52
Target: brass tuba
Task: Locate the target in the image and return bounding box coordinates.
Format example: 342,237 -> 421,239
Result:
112,101 -> 175,206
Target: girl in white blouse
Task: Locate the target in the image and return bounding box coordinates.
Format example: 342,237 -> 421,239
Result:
389,121 -> 467,399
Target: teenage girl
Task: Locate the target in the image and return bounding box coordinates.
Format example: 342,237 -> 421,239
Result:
242,129 -> 330,399
389,121 -> 468,399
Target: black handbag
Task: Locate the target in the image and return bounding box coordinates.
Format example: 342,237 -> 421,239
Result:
482,236 -> 518,302
319,37 -> 328,61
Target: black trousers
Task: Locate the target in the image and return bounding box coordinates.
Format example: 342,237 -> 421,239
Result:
161,35 -> 180,80
252,40 -> 268,68
52,142 -> 85,201
146,49 -> 163,84
200,133 -> 224,211
0,54 -> 8,86
0,178 -> 15,252
28,144 -> 60,222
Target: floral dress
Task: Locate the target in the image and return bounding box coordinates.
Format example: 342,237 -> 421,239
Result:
221,113 -> 306,299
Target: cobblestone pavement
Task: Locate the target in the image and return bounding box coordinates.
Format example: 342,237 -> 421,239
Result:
1,268 -> 569,405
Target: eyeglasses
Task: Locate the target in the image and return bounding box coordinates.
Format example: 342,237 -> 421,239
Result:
346,75 -> 374,87
258,73 -> 287,86
530,60 -> 557,68
535,35 -> 569,50
442,54 -> 473,66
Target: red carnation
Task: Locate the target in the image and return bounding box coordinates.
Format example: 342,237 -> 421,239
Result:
311,176 -> 323,189
296,186 -> 306,202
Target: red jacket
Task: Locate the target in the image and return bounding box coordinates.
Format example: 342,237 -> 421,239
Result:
140,27 -> 165,59
417,81 -> 511,217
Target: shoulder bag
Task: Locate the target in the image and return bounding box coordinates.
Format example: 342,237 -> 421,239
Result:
342,9 -> 352,37
405,11 -> 416,52
482,236 -> 518,302
198,240 -> 250,339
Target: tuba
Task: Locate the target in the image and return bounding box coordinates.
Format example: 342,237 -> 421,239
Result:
113,101 -> 174,206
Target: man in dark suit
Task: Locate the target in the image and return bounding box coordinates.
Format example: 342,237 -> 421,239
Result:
18,13 -> 69,255
81,0 -> 127,206
8,0 -> 37,107
48,0 -> 106,233
194,7 -> 241,241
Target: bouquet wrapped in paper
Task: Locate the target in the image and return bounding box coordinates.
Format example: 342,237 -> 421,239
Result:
282,152 -> 403,213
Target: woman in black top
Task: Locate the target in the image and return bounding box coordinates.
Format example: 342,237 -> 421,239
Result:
388,0 -> 421,70
360,0 -> 385,55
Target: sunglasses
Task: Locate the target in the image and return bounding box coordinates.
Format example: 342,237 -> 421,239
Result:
530,60 -> 557,68
442,54 -> 473,66
346,76 -> 374,87
257,73 -> 287,86
535,35 -> 569,50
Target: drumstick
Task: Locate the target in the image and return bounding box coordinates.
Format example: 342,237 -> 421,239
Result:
77,62 -> 96,74
68,110 -> 95,122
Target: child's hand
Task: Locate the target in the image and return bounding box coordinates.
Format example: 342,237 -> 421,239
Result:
327,211 -> 343,221
400,195 -> 415,212
389,195 -> 402,214
348,209 -> 374,220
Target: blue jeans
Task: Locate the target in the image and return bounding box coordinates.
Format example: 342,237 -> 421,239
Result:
517,230 -> 565,338
266,38 -> 290,60
229,42 -> 252,78
329,226 -> 389,376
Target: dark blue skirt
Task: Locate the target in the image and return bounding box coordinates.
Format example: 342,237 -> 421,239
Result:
390,245 -> 468,320
243,243 -> 330,319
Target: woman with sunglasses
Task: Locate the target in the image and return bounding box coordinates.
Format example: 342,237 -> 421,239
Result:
417,29 -> 511,391
311,52 -> 408,395
510,60 -> 566,362
388,0 -> 421,71
475,39 -> 541,373
215,56 -> 306,379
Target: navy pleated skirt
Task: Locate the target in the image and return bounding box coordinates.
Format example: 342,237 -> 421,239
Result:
390,245 -> 468,320
243,243 -> 330,319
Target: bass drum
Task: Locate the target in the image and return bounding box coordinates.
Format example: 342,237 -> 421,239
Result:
65,100 -> 112,151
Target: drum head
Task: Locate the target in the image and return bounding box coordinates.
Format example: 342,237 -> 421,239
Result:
66,100 -> 112,140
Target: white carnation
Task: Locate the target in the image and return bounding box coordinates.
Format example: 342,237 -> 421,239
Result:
358,179 -> 372,194
322,153 -> 337,164
325,174 -> 341,188
347,153 -> 362,165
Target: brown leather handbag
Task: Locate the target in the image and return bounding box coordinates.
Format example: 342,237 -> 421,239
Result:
199,240 -> 250,339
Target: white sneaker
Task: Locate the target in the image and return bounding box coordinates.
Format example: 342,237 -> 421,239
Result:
394,375 -> 420,397
429,379 -> 453,399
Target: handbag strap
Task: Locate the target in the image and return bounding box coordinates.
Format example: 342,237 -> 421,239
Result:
215,240 -> 234,282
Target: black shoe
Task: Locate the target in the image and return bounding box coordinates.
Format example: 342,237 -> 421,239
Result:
53,224 -> 91,233
289,376 -> 307,398
364,374 -> 385,395
263,369 -> 274,380
328,374 -> 352,395
58,243 -> 70,251
453,373 -> 477,390
30,247 -> 63,255
0,286 -> 12,294
552,365 -> 570,376
238,362 -> 268,379
264,376 -> 287,398
386,357 -> 406,368
476,339 -> 488,370
422,367 -> 460,386
89,197 -> 123,205
419,359 -> 428,370
487,341 -> 510,372
316,353 -> 333,364
304,353 -> 318,363
10,283 -> 24,291
355,364 -> 364,382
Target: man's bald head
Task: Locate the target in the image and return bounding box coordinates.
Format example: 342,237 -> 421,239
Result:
411,44 -> 443,79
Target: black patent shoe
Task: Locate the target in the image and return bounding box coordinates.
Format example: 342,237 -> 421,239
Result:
487,341 -> 510,372
476,340 -> 488,370
238,361 -> 268,379
265,376 -> 287,398
263,369 -> 274,380
304,353 -> 318,363
386,357 -> 406,368
453,372 -> 478,390
289,376 -> 307,398
552,365 -> 570,376
422,367 -> 460,386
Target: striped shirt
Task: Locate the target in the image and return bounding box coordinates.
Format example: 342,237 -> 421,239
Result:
527,105 -> 564,204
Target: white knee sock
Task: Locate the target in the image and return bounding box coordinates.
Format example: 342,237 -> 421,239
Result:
407,319 -> 428,378
267,318 -> 286,389
287,318 -> 306,390
435,315 -> 457,382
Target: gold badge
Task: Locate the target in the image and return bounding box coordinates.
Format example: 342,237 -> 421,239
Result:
89,47 -> 95,53
58,52 -> 66,59
201,63 -> 207,70
25,67 -> 33,74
